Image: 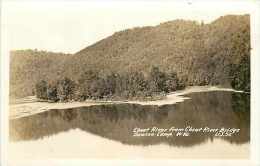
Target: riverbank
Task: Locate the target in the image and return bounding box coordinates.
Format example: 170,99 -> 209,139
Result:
9,86 -> 244,119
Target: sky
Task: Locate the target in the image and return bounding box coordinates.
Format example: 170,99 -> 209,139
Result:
1,0 -> 254,54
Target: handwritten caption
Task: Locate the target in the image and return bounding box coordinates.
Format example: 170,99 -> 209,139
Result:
132,126 -> 240,138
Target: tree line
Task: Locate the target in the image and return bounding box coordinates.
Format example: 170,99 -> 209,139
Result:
229,55 -> 250,92
35,66 -> 185,102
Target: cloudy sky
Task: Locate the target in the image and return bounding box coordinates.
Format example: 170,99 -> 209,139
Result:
2,0 -> 254,54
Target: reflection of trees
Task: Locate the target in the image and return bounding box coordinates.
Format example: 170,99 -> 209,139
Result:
10,91 -> 250,147
228,92 -> 250,143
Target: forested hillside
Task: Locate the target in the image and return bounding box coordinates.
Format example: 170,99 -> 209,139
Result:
10,14 -> 250,99
10,50 -> 71,98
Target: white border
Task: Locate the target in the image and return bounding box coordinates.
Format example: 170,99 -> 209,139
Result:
250,0 -> 260,165
1,0 -> 260,166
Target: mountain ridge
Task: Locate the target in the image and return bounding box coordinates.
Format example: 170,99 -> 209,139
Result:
10,14 -> 250,98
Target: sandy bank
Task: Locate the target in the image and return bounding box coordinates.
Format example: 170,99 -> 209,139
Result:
9,86 -> 243,119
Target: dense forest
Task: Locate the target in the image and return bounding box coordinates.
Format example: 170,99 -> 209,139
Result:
10,14 -> 250,101
34,66 -> 185,102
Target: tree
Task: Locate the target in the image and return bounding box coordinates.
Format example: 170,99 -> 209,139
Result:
165,72 -> 178,92
47,83 -> 58,102
57,77 -> 75,101
128,71 -> 147,97
165,71 -> 186,92
149,66 -> 167,93
35,80 -> 48,100
89,77 -> 107,99
230,55 -> 250,92
78,70 -> 99,99
104,73 -> 117,96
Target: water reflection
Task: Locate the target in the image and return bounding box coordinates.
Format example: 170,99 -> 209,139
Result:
9,91 -> 250,147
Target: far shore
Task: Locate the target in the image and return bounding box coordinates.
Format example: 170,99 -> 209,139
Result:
9,86 -> 245,119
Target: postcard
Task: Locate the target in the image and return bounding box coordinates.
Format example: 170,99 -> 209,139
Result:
1,0 -> 260,166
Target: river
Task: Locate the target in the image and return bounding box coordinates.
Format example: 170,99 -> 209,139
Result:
9,91 -> 250,159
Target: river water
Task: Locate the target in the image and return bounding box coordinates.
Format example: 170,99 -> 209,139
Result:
9,91 -> 250,159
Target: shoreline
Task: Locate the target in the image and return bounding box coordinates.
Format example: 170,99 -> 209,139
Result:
9,86 -> 245,119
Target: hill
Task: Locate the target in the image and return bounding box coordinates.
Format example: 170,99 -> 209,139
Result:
10,50 -> 71,98
10,14 -> 250,98
66,15 -> 249,84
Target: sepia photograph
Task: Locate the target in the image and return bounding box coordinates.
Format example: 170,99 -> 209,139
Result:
1,0 -> 260,166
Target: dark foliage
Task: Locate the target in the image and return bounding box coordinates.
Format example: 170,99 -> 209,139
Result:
47,83 -> 58,102
229,55 -> 250,92
56,77 -> 76,101
35,80 -> 48,100
35,67 -> 185,102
